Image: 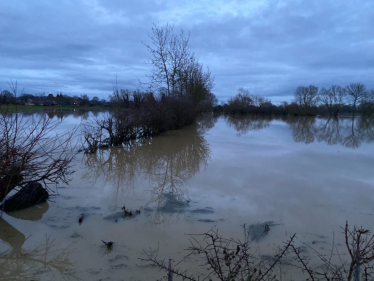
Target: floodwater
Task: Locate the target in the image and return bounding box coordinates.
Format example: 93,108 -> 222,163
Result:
1,112 -> 374,280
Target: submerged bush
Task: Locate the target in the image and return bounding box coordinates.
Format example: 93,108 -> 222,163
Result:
84,93 -> 197,149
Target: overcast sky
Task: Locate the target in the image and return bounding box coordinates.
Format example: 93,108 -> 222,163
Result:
0,0 -> 373,103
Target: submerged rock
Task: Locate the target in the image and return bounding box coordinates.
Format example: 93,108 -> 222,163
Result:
103,210 -> 140,221
142,207 -> 153,213
74,206 -> 101,212
0,182 -> 48,212
109,254 -> 129,262
157,193 -> 189,213
247,221 -> 276,241
110,263 -> 128,269
104,212 -> 124,220
71,231 -> 82,238
191,208 -> 214,214
198,219 -> 217,222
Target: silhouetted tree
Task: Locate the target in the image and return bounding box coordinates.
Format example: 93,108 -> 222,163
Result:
0,90 -> 15,105
226,88 -> 253,114
80,94 -> 90,106
294,85 -> 319,114
345,83 -> 366,115
319,85 -> 346,115
360,90 -> 374,116
143,23 -> 214,108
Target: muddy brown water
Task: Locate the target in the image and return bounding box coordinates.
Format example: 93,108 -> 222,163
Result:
1,113 -> 374,280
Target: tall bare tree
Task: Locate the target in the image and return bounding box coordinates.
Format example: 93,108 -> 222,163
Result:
294,85 -> 319,110
345,83 -> 366,115
143,23 -> 214,106
144,23 -> 191,96
319,85 -> 346,115
360,89 -> 374,115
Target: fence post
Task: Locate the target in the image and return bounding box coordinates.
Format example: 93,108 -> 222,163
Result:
168,258 -> 174,281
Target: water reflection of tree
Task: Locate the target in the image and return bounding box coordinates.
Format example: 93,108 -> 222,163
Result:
315,117 -> 341,145
359,117 -> 374,142
340,117 -> 362,149
0,217 -> 78,280
287,117 -> 316,144
225,115 -> 271,136
82,120 -> 212,205
23,110 -> 94,121
197,113 -> 218,133
287,116 -> 374,149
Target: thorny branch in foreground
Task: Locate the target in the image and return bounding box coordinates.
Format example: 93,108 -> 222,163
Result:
142,222 -> 374,281
290,221 -> 374,281
141,224 -> 296,281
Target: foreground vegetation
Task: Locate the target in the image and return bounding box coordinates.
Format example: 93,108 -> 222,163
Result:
0,82 -> 77,212
0,110 -> 76,209
145,222 -> 374,281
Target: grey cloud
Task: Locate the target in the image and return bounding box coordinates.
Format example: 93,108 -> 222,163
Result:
0,0 -> 373,102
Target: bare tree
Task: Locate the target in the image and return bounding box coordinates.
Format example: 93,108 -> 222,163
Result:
345,83 -> 367,115
108,76 -> 131,108
227,88 -> 254,113
319,85 -> 346,115
143,23 -> 214,106
144,23 -> 191,96
360,90 -> 374,116
294,85 -> 319,112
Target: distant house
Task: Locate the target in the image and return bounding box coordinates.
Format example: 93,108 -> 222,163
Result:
73,97 -> 83,106
25,99 -> 35,106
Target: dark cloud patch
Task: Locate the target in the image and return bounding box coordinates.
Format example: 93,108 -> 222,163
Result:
0,0 -> 373,102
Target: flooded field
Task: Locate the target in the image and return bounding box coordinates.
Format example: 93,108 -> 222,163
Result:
1,112 -> 374,280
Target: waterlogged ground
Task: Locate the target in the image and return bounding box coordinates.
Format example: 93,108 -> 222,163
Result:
1,112 -> 374,280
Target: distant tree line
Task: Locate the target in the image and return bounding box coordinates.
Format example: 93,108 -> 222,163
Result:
217,83 -> 374,116
0,90 -> 107,107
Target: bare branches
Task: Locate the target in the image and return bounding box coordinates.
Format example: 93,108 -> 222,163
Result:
289,222 -> 374,281
345,83 -> 367,115
143,23 -> 214,107
295,85 -> 319,110
143,23 -> 191,96
319,85 -> 346,115
0,106 -> 77,203
7,79 -> 24,98
142,225 -> 296,281
140,244 -> 198,281
344,221 -> 374,281
142,222 -> 374,281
